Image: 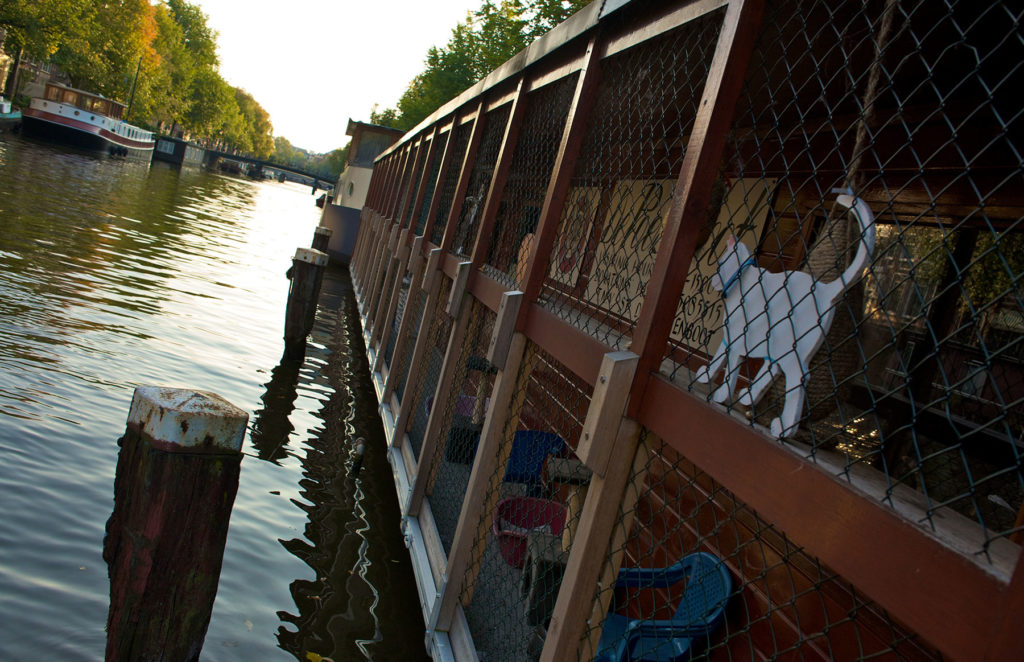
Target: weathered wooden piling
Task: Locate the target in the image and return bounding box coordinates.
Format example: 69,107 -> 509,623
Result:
284,247 -> 328,357
104,386 -> 248,662
312,226 -> 332,252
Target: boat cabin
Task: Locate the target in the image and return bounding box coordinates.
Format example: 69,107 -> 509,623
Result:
42,82 -> 125,120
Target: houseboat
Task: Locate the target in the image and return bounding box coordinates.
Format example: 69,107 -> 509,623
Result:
21,82 -> 154,159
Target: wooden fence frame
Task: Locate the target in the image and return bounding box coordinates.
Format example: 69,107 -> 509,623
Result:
348,1 -> 1024,660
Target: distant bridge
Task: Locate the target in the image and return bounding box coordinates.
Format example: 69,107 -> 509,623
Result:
203,150 -> 334,188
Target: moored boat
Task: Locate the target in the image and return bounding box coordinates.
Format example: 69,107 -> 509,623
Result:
21,82 -> 154,159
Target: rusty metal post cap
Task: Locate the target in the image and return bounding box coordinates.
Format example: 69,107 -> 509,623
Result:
127,387 -> 248,452
293,247 -> 328,266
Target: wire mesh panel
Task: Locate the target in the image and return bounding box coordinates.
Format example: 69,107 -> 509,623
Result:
431,122 -> 474,247
538,11 -> 725,349
415,130 -> 447,236
396,144 -> 421,226
403,140 -> 428,227
382,269 -> 411,369
405,277 -> 454,459
658,0 -> 1024,560
392,280 -> 429,404
459,342 -> 594,662
424,299 -> 497,554
484,74 -> 580,288
450,103 -> 513,258
579,434 -> 941,661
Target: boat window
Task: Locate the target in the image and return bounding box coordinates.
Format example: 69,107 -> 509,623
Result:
62,90 -> 78,105
45,87 -> 60,101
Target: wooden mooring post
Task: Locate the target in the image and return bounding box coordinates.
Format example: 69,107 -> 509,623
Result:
312,226 -> 332,252
104,386 -> 248,662
284,247 -> 328,358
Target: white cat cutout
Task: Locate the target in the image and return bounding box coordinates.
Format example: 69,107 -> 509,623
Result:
695,191 -> 876,438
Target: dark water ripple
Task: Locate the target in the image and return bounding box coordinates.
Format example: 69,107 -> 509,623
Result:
0,136 -> 426,660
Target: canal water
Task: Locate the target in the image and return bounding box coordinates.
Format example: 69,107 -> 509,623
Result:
0,135 -> 429,661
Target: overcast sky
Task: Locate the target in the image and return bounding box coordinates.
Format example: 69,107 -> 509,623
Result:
192,0 -> 482,153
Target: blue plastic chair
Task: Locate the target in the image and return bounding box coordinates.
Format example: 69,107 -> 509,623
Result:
504,430 -> 565,486
594,552 -> 732,662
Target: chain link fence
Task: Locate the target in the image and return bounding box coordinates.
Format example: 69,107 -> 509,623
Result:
425,299 -> 498,554
539,11 -> 725,349
431,122 -> 474,248
451,104 -> 513,258
350,1 -> 1021,659
658,0 -> 1024,561
383,268 -> 410,368
405,277 -> 454,460
415,133 -> 446,236
459,341 -> 594,661
484,74 -> 580,288
579,431 -> 942,661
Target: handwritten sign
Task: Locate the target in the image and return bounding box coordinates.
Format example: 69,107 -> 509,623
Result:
547,186 -> 602,288
583,180 -> 675,324
670,178 -> 777,351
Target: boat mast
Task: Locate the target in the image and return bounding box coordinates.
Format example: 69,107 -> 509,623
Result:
126,56 -> 142,119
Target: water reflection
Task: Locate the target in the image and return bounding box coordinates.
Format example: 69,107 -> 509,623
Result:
250,357 -> 303,464
273,268 -> 428,661
0,136 -> 426,660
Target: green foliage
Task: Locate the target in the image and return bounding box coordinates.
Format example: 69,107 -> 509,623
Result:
270,136 -> 346,179
2,0 -> 279,158
372,0 -> 588,131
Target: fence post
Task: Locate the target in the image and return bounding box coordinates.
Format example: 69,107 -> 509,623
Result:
352,211 -> 378,292
104,386 -> 247,662
284,247 -> 328,358
539,421 -> 652,662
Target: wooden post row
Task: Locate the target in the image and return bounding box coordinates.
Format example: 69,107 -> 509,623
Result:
365,224 -> 399,332
354,211 -> 380,292
351,211 -> 375,291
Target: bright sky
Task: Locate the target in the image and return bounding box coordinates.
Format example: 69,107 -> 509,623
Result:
192,0 -> 482,154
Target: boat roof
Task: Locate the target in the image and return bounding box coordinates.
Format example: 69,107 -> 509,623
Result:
44,82 -> 126,110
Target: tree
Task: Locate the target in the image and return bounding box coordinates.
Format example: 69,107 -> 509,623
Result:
371,0 -> 588,131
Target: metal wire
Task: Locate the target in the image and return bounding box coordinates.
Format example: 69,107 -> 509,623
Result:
658,0 -> 1024,561
539,12 -> 725,349
405,277 -> 454,460
580,432 -> 941,661
431,122 -> 473,247
382,273 -> 409,367
392,277 -> 427,403
415,134 -> 446,236
459,341 -> 594,662
451,104 -> 513,258
484,74 -> 580,288
427,299 -> 497,554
